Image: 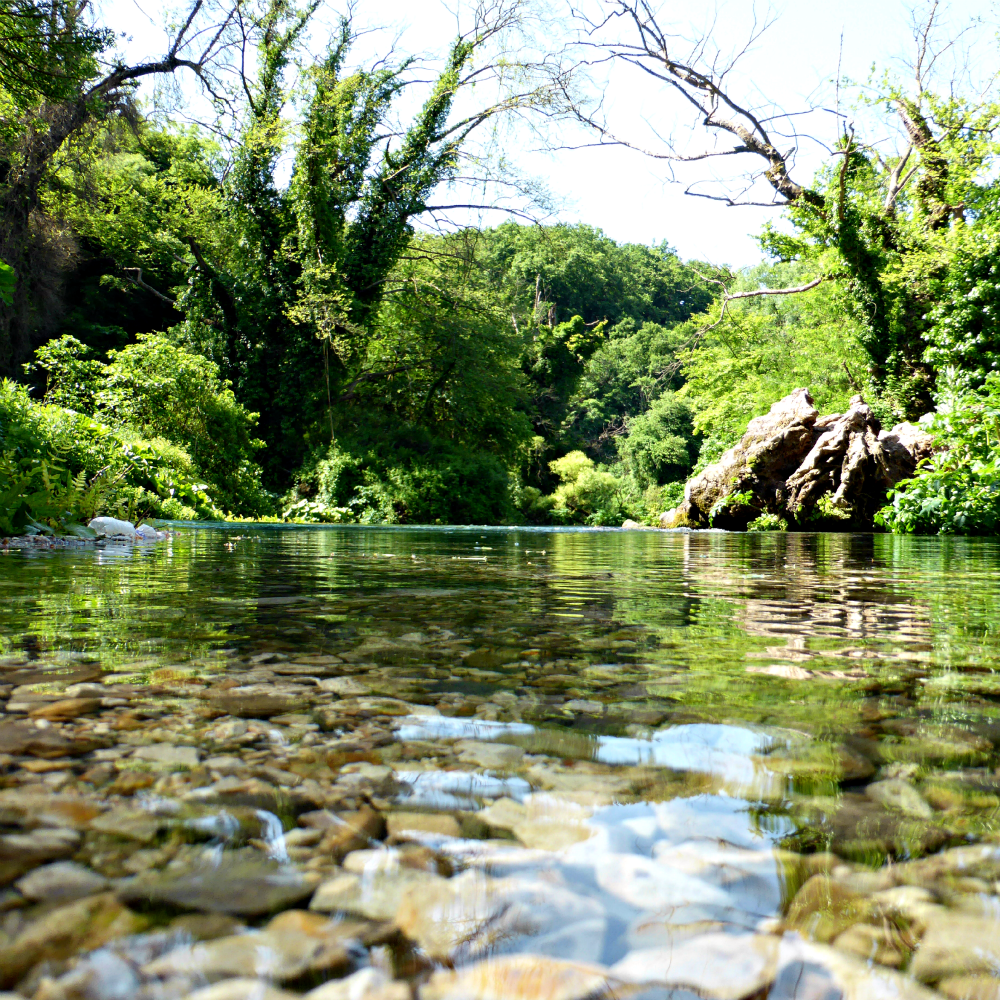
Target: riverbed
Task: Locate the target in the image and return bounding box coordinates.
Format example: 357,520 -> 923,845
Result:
1,526 -> 999,1000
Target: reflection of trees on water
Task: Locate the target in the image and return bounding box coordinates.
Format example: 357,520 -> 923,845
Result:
3,528 -> 999,675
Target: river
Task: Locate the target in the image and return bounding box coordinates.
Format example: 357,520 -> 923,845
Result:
1,526 -> 999,999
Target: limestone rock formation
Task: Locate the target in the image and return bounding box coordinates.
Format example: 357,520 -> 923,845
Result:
660,389 -> 935,530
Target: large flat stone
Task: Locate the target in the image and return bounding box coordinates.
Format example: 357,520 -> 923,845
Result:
118,859 -> 321,916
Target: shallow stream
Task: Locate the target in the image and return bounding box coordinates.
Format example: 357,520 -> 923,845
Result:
2,526 -> 1000,1000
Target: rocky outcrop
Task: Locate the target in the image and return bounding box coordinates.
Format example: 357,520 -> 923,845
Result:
661,389 -> 935,531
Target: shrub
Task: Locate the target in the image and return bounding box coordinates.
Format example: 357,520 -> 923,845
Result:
616,393 -> 699,487
26,334 -> 272,516
0,379 -> 220,529
875,375 -> 1000,535
291,420 -> 517,525
548,451 -> 625,526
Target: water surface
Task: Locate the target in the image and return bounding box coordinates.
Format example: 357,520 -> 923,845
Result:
3,526 -> 1000,998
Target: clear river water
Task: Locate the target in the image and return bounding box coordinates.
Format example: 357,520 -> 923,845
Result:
1,526 -> 1000,1000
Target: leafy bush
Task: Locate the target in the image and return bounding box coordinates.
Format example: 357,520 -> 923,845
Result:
547,451 -> 625,526
747,512 -> 788,532
616,393 -> 699,487
291,420 -> 517,525
875,375 -> 1000,535
26,334 -> 271,516
0,379 -> 223,530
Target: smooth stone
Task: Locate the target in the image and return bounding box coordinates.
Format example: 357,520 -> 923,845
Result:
770,938 -> 940,1000
168,913 -> 247,941
88,808 -> 169,843
205,687 -> 307,719
0,789 -> 104,829
144,910 -> 372,982
317,677 -> 371,696
613,933 -> 779,1000
784,874 -> 873,943
386,811 -> 462,840
204,755 -> 247,774
478,796 -> 594,851
306,968 -> 410,1000
594,853 -> 735,913
27,698 -> 102,721
420,954 -> 619,1000
455,741 -> 525,769
181,980 -> 300,1000
310,867 -> 445,921
396,868 -> 606,964
0,827 -> 81,885
939,975 -> 1000,1000
119,859 -> 321,916
911,912 -> 1000,981
133,744 -> 201,767
32,949 -> 140,1000
0,892 -> 147,987
15,861 -> 108,904
0,721 -> 102,758
833,922 -> 906,967
865,779 -> 934,818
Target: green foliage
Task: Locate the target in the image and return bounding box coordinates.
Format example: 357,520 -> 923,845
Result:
0,449 -> 114,536
920,226 -> 1000,393
478,223 -> 715,330
747,512 -> 788,532
26,334 -> 270,516
0,0 -> 111,109
679,263 -> 865,447
547,451 -> 625,526
876,375 -> 1000,535
0,378 -> 221,530
294,418 -> 517,525
615,393 -> 699,488
0,261 -> 14,306
26,334 -> 103,410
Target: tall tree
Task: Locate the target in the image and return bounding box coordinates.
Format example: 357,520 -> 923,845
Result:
564,0 -> 1000,415
0,0 -> 240,376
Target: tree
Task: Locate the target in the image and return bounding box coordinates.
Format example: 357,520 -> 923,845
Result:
177,2 -> 553,484
0,0 -> 241,376
565,0 -> 1000,416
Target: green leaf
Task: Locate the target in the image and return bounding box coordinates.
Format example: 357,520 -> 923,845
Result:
0,261 -> 14,307
61,522 -> 98,539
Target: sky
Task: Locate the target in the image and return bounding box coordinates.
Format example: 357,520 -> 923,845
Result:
98,0 -> 997,267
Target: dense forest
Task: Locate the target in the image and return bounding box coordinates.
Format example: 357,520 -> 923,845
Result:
1,0 -> 999,535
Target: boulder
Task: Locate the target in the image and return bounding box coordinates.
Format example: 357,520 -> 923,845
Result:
665,389 -> 935,530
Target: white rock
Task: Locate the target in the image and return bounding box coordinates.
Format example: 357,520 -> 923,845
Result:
455,741 -> 525,769
910,911 -> 1000,981
310,867 -> 446,921
87,516 -> 136,539
772,938 -> 940,1000
613,932 -> 780,1000
306,968 -> 409,1000
865,779 -> 934,818
621,519 -> 642,529
318,677 -> 371,696
420,954 -> 620,1000
133,743 -> 200,767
